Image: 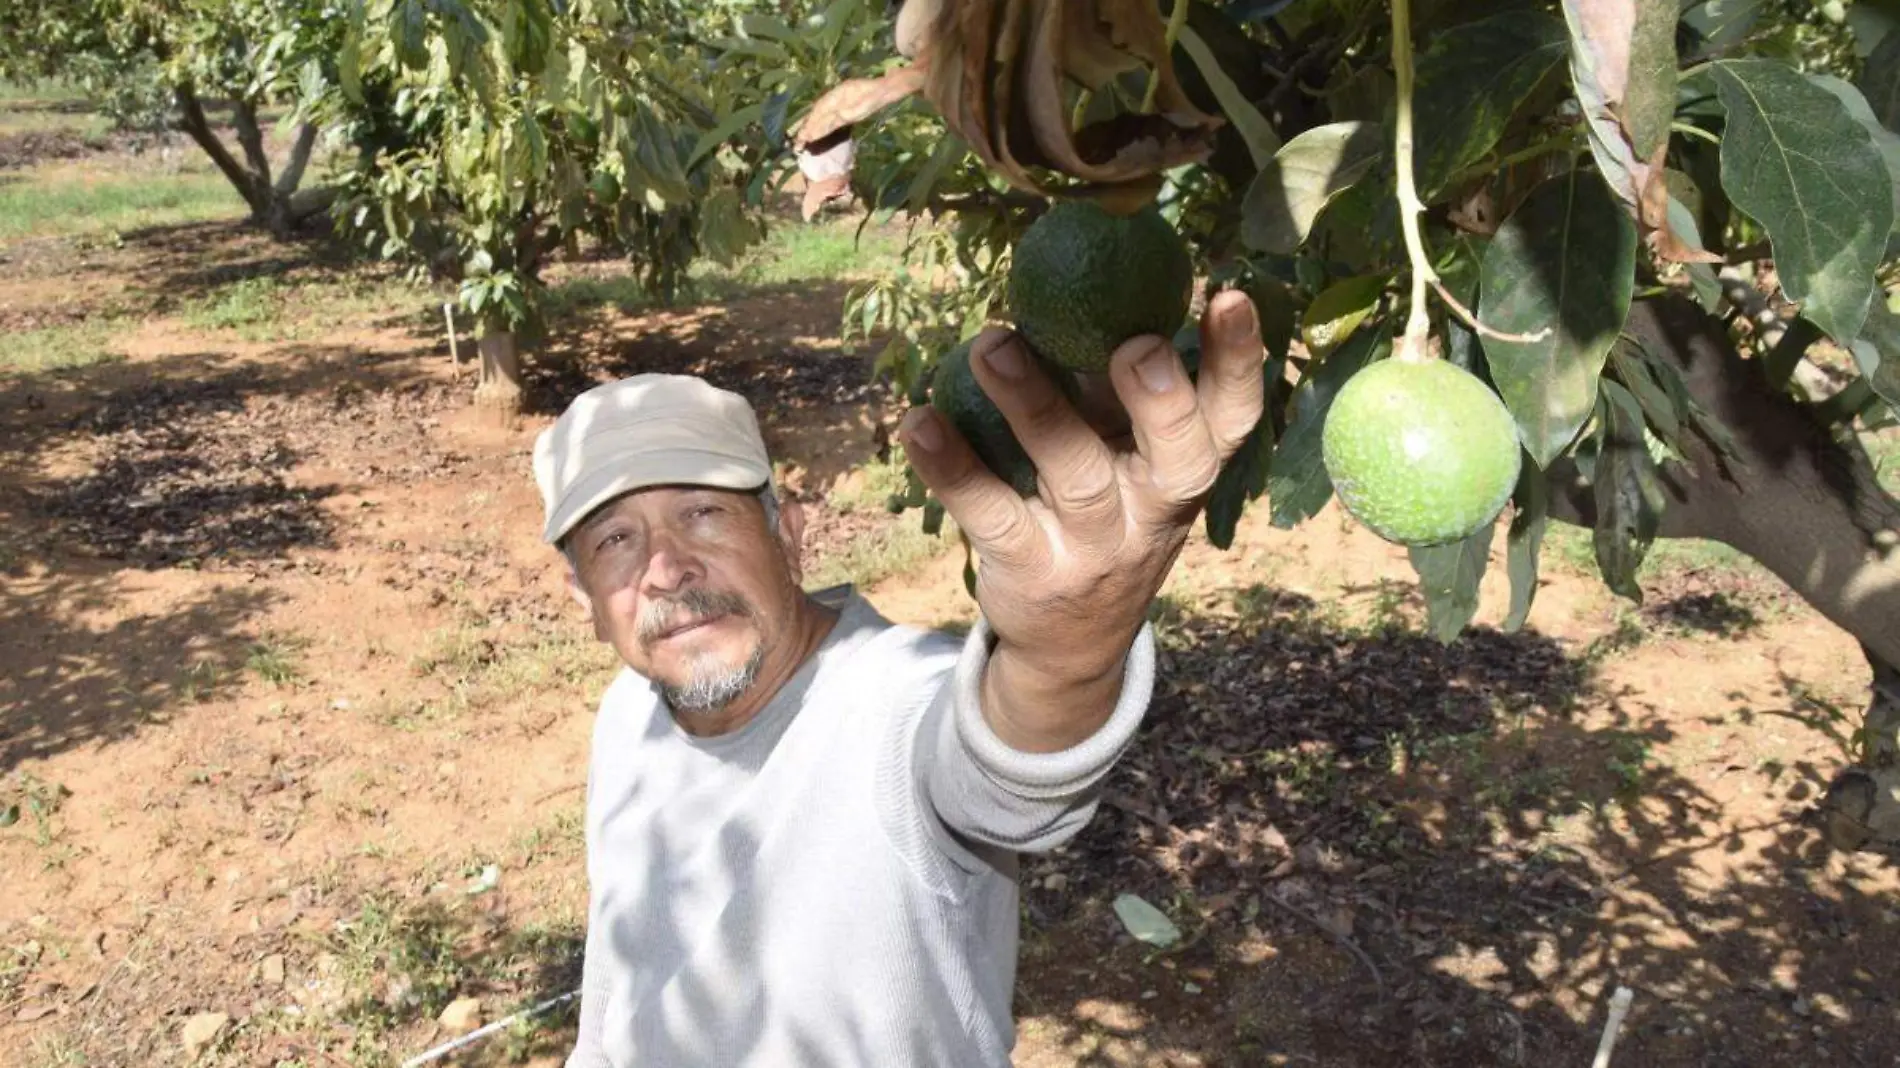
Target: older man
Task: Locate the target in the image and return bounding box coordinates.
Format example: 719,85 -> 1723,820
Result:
533,290 -> 1265,1067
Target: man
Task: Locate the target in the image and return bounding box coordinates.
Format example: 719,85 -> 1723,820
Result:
533,289 -> 1265,1067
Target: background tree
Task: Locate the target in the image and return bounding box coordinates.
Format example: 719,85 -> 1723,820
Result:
788,0 -> 1900,856
0,0 -> 348,237
309,0 -> 823,411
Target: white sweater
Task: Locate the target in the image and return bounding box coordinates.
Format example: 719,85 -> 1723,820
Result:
563,585 -> 1156,1067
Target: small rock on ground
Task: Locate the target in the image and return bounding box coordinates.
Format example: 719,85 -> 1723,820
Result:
439,996 -> 482,1031
181,1011 -> 228,1052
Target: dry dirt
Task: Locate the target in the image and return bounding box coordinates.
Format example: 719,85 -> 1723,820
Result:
2,216 -> 1898,1068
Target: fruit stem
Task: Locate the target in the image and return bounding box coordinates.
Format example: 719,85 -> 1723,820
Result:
1389,0 -> 1552,358
1389,0 -> 1434,363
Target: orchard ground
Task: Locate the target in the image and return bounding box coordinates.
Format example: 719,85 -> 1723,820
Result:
4,87 -> 1900,1068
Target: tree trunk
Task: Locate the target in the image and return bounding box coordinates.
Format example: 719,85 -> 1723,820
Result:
1545,294 -> 1900,854
172,86 -> 325,242
474,330 -> 526,413
1819,650 -> 1900,855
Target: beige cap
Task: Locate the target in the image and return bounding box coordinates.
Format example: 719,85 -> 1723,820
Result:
532,374 -> 773,545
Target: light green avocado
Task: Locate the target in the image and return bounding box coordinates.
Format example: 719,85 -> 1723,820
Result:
1321,357 -> 1522,546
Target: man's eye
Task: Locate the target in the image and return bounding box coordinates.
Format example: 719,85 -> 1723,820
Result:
596,531 -> 626,552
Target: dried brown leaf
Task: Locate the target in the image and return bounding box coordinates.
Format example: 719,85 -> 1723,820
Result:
793,65 -> 929,148
900,0 -> 1221,206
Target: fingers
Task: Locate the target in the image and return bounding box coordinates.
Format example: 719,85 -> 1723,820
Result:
1194,289 -> 1268,456
1109,290 -> 1266,519
965,328 -> 1126,544
1107,332 -> 1224,515
896,404 -> 1051,576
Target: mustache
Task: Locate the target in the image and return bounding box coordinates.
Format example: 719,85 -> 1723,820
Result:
636,587 -> 753,644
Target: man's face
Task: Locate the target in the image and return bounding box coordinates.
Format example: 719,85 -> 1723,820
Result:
563,485 -> 804,717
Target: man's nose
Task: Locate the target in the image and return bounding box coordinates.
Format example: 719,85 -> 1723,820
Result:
642,528 -> 700,593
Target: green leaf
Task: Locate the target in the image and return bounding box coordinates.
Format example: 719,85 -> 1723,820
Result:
1608,340 -> 1682,452
1503,460 -> 1547,633
1204,359 -> 1280,551
687,103 -> 765,170
1477,166 -> 1638,468
1300,273 -> 1384,359
1683,0 -> 1764,58
1701,59 -> 1893,344
338,28 -> 364,105
1112,893 -> 1181,949
1667,194 -> 1724,311
1412,11 -> 1569,198
1847,290 -> 1900,417
1177,26 -> 1279,168
1809,74 -> 1900,231
1559,0 -> 1677,214
1267,326 -> 1386,529
1860,30 -> 1900,130
1241,121 -> 1384,255
1592,389 -> 1667,604
1624,0 -> 1677,162
0,802 -> 17,828
1437,235 -> 1487,371
394,0 -> 428,69
1407,520 -> 1496,645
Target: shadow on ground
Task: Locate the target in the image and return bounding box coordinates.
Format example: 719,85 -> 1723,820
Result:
1003,585 -> 1896,1067
0,346 -> 463,772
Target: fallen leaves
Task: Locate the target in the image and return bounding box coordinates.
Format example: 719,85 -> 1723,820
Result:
794,0 -> 1223,210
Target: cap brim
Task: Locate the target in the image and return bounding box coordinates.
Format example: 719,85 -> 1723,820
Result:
543,449 -> 771,544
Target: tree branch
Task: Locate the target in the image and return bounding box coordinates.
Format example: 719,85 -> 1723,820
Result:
174,85 -> 264,211
1549,295 -> 1900,670
273,122 -> 319,197
231,97 -> 274,192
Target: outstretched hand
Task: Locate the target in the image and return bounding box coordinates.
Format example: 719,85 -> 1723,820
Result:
896,287 -> 1266,753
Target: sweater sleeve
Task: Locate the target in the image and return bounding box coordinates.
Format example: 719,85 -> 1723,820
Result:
913,612 -> 1155,861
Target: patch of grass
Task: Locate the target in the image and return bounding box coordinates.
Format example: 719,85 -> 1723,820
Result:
2,772 -> 71,848
175,659 -> 224,703
321,894 -> 584,1062
0,79 -> 88,106
827,450 -> 913,515
1544,523 -> 1762,586
546,215 -> 912,320
245,632 -> 308,688
803,516 -> 952,593
0,163 -> 239,242
512,809 -> 585,869
713,217 -> 907,286
408,623 -> 615,718
183,275 -> 286,336
3,317 -> 130,375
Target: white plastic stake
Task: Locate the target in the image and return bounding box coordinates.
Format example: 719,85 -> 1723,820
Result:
1590,985 -> 1635,1068
443,302 -> 461,369
400,988 -> 579,1068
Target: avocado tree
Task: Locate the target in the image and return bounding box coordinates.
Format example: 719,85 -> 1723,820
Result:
306,0 -> 811,411
0,0 -> 347,238
790,0 -> 1900,856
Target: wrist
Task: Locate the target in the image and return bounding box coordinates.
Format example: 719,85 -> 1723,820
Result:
979,635 -> 1132,754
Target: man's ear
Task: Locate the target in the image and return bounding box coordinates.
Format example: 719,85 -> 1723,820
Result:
565,568 -> 607,641
775,496 -> 807,583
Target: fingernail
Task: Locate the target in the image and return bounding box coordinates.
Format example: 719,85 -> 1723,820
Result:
979,336 -> 1027,379
1136,342 -> 1176,393
901,407 -> 941,452
1220,293 -> 1260,336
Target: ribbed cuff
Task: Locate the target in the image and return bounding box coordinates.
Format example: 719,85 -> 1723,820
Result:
949,613 -> 1156,799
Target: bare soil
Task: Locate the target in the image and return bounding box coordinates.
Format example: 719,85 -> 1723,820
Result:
2,216 -> 1897,1068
